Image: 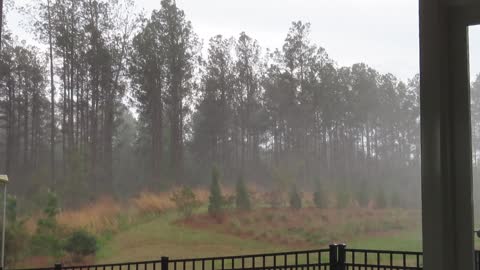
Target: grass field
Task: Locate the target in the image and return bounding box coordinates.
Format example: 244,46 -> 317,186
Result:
97,210 -> 281,263
19,190 -> 428,267
20,188 -> 480,269
97,207 -> 423,264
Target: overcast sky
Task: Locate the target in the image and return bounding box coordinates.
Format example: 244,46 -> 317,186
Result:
7,0 -> 480,82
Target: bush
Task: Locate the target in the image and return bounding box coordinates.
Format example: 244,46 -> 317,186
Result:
337,189 -> 350,209
31,191 -> 63,257
208,166 -> 225,216
5,196 -> 29,266
37,191 -> 60,233
313,178 -> 327,208
391,190 -> 402,208
64,230 -> 98,262
266,189 -> 286,208
30,233 -> 63,258
235,175 -> 251,210
289,185 -> 302,209
376,187 -> 387,209
170,186 -> 200,218
356,180 -> 369,207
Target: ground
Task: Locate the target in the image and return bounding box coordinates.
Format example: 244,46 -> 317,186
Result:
96,207 -> 422,264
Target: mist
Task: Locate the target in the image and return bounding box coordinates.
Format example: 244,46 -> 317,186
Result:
0,0 -> 460,267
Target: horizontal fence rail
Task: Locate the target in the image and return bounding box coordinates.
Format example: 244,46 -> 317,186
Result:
11,245 -> 480,270
342,246 -> 423,270
167,249 -> 331,270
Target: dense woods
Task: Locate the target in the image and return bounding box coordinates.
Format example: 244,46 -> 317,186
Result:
1,0 -> 463,209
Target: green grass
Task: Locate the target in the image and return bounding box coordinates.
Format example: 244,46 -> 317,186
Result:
348,230 -> 422,251
97,209 -> 423,264
97,211 -> 284,263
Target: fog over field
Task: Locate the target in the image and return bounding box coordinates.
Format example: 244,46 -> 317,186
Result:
1,0 -> 480,267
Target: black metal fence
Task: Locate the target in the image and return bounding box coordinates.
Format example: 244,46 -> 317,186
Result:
13,244 -> 480,270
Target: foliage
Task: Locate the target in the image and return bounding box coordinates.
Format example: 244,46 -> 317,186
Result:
170,186 -> 201,218
3,0 -> 424,210
313,178 -> 327,208
337,188 -> 350,209
357,180 -> 370,207
376,187 -> 388,209
208,166 -> 225,216
7,195 -> 17,224
4,196 -> 29,266
391,190 -> 402,208
289,185 -> 302,209
235,175 -> 251,210
37,191 -> 59,233
31,191 -> 63,257
266,190 -> 286,208
64,230 -> 98,262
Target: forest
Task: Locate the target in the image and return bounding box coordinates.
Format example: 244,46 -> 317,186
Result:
0,0 -> 440,210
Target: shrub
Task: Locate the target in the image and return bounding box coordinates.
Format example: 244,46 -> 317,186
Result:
30,232 -> 63,258
208,166 -> 225,216
356,180 -> 369,207
376,187 -> 387,209
337,189 -> 350,209
38,191 -> 60,233
5,196 -> 29,266
289,185 -> 302,209
170,186 -> 200,218
64,230 -> 98,263
313,178 -> 327,208
31,191 -> 63,257
391,190 -> 402,208
235,175 -> 251,210
266,190 -> 286,208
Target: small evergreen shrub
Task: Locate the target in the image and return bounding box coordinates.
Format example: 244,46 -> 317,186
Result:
356,180 -> 369,207
391,190 -> 402,208
289,185 -> 302,209
5,196 -> 29,266
170,186 -> 200,218
64,230 -> 98,262
208,166 -> 225,216
31,191 -> 63,257
235,175 -> 251,210
376,187 -> 387,209
337,189 -> 350,209
313,178 -> 327,208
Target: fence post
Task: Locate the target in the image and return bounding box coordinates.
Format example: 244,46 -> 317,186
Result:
337,244 -> 346,270
329,244 -> 338,270
54,263 -> 62,270
161,256 -> 169,270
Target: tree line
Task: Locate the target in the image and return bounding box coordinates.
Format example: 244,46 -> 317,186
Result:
0,0 -> 428,207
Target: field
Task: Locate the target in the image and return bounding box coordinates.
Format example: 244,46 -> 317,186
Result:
18,189 -> 425,267
97,208 -> 422,264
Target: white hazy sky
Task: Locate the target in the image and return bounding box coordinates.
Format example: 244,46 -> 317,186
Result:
7,0 -> 480,82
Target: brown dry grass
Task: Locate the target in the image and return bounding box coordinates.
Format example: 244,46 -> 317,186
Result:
57,197 -> 123,234
26,187 -> 222,235
28,185 -> 315,235
181,207 -> 421,247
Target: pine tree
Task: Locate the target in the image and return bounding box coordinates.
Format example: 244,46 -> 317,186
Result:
376,187 -> 387,209
357,180 -> 369,207
313,178 -> 327,208
391,190 -> 402,208
289,184 -> 302,209
235,175 -> 251,210
208,166 -> 224,216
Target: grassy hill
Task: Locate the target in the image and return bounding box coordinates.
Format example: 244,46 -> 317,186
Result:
97,208 -> 422,263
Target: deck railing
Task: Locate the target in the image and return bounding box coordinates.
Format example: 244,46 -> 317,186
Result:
13,244 -> 480,270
